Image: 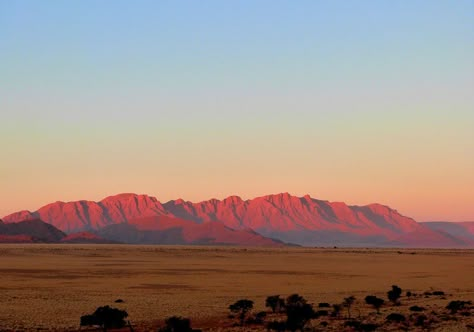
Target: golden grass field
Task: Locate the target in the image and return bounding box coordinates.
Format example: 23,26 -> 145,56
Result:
0,245 -> 472,331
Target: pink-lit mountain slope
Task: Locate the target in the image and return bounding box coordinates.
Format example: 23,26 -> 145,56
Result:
3,193 -> 471,247
3,194 -> 168,233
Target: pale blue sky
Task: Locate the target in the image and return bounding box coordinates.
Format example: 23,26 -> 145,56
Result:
1,1 -> 473,221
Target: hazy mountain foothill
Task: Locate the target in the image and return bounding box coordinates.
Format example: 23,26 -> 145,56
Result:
2,193 -> 473,247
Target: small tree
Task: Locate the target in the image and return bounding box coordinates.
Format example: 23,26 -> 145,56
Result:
229,299 -> 254,326
80,306 -> 128,332
266,295 -> 285,313
365,296 -> 384,314
159,316 -> 193,332
331,304 -> 342,318
285,294 -> 315,332
388,285 -> 402,305
342,296 -> 356,319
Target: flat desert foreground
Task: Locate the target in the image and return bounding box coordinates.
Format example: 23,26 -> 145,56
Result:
0,245 -> 473,331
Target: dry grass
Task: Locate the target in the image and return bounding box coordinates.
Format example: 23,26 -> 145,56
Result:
0,245 -> 472,331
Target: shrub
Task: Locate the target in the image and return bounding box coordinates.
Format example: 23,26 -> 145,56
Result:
386,313 -> 406,322
159,316 -> 193,332
318,302 -> 330,308
413,314 -> 428,327
387,285 -> 402,304
266,295 -> 285,313
247,311 -> 267,325
80,306 -> 128,332
344,320 -> 378,332
315,310 -> 329,317
365,295 -> 384,313
331,304 -> 342,317
446,300 -> 472,314
229,299 -> 254,326
432,291 -> 445,296
266,320 -> 287,331
342,296 -> 356,318
409,305 -> 425,312
285,294 -> 315,331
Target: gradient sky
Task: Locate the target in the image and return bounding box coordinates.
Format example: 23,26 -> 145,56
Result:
1,1 -> 473,221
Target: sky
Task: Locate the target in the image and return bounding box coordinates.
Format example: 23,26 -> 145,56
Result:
1,1 -> 473,221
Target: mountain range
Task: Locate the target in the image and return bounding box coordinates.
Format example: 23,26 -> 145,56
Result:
2,193 -> 473,247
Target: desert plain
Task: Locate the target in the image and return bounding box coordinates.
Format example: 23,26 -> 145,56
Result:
0,245 -> 473,331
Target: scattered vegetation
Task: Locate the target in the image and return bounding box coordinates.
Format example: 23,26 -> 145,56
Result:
387,285 -> 402,305
365,295 -> 384,313
446,300 -> 472,314
344,320 -> 378,332
158,316 -> 197,332
229,299 -> 254,326
79,288 -> 472,331
386,312 -> 406,322
409,305 -> 425,312
80,306 -> 128,332
331,303 -> 342,318
265,295 -> 285,313
284,294 -> 315,331
342,295 -> 356,318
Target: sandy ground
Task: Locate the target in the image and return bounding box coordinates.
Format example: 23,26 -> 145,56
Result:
0,245 -> 472,331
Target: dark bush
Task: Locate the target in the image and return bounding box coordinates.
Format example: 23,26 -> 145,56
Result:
413,314 -> 427,327
343,296 -> 356,318
446,300 -> 472,314
331,303 -> 342,317
406,291 -> 412,297
315,310 -> 329,317
360,323 -> 379,331
387,285 -> 402,304
344,320 -> 361,328
285,294 -> 315,331
159,316 -> 193,332
409,305 -> 425,312
80,305 -> 128,332
386,313 -> 406,322
344,320 -> 378,332
229,299 -> 254,326
365,295 -> 384,313
266,295 -> 285,313
114,299 -> 124,303
266,320 -> 287,331
318,302 -> 330,308
433,291 -> 445,296
247,311 -> 267,325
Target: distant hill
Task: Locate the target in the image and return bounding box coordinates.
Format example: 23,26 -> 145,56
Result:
98,216 -> 285,246
3,193 -> 473,247
0,219 -> 65,243
421,222 -> 474,243
0,219 -> 114,244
